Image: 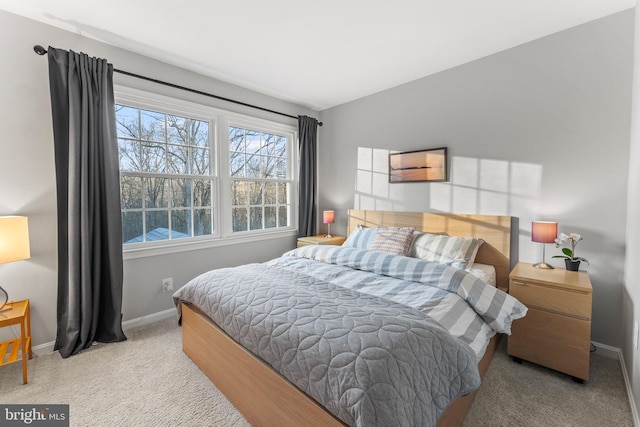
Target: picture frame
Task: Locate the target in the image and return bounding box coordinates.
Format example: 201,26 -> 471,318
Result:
389,147 -> 448,183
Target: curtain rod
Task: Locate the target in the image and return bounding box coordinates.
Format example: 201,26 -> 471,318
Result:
33,45 -> 322,126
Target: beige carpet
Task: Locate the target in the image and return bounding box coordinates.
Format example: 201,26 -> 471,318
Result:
0,318 -> 633,426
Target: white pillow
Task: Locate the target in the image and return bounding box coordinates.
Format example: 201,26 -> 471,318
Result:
411,232 -> 483,270
342,225 -> 378,249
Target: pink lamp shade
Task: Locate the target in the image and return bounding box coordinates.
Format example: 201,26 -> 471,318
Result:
323,210 -> 335,224
531,220 -> 557,269
531,221 -> 558,243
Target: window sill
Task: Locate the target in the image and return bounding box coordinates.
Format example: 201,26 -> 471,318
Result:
122,228 -> 298,260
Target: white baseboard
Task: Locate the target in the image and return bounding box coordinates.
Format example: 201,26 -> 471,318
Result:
593,341 -> 640,427
32,308 -> 176,357
121,307 -> 175,330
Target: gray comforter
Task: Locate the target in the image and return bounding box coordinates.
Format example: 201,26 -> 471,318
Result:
174,250 -> 483,427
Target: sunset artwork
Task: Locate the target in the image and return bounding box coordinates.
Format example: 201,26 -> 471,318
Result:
389,147 -> 447,183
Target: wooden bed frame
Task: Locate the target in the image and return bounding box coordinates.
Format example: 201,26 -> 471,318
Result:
181,210 -> 518,427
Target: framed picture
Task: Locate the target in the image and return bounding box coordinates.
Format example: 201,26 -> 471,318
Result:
389,147 -> 448,183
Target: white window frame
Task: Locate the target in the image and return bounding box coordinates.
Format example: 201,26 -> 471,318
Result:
115,87 -> 299,260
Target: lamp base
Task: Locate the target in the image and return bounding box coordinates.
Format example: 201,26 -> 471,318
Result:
533,262 -> 554,269
325,234 -> 334,238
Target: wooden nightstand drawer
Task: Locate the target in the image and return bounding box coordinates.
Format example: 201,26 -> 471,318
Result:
509,308 -> 590,380
509,280 -> 591,320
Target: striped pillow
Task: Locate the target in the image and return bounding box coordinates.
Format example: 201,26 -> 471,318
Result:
411,233 -> 483,270
342,225 -> 378,249
369,226 -> 415,256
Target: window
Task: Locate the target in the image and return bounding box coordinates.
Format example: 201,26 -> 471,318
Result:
229,126 -> 291,232
116,105 -> 215,244
114,88 -> 297,253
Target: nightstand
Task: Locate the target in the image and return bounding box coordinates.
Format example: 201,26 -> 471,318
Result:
0,299 -> 32,384
297,234 -> 346,248
507,262 -> 592,382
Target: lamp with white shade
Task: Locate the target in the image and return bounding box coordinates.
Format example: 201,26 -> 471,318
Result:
532,220 -> 557,269
0,216 -> 31,310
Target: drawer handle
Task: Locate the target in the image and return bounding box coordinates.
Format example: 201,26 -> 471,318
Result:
512,280 -> 525,286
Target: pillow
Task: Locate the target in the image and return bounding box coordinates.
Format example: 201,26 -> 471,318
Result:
342,225 -> 378,249
369,226 -> 415,256
411,232 -> 483,270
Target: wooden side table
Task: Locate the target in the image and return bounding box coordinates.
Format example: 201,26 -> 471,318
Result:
297,235 -> 346,248
0,299 -> 32,384
507,263 -> 592,382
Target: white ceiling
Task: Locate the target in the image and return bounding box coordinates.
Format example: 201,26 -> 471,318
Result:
0,0 -> 635,110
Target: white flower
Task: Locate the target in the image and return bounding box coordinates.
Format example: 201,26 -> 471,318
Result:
568,233 -> 582,242
555,233 -> 569,246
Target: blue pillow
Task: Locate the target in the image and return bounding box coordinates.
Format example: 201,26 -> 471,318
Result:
342,225 -> 378,249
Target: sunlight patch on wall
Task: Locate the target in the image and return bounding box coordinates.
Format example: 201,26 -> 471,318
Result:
354,147 -> 545,262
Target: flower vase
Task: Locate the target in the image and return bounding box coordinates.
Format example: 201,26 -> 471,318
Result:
565,259 -> 580,271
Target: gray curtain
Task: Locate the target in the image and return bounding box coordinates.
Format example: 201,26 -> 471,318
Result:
298,116 -> 318,237
47,47 -> 126,358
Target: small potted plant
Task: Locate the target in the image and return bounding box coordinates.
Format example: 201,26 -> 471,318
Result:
553,232 -> 589,271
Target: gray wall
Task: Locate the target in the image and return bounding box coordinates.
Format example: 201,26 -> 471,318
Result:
0,10 -> 314,348
319,10 -> 633,348
624,3 -> 640,415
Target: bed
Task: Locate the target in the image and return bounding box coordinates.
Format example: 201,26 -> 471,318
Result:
173,210 -> 523,426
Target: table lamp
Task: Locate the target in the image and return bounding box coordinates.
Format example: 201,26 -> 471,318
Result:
0,216 -> 31,310
323,210 -> 335,238
532,220 -> 557,269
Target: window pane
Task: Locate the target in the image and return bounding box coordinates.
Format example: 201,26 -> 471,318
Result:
171,178 -> 191,208
246,130 -> 260,154
121,176 -> 142,209
171,210 -> 191,238
249,182 -> 263,205
167,115 -> 187,144
194,179 -> 212,207
264,206 -> 276,229
230,152 -> 244,177
245,154 -> 260,178
192,148 -> 210,175
229,127 -> 245,152
276,158 -> 287,179
167,144 -> 188,174
191,120 -> 209,147
118,139 -> 140,172
277,183 -> 288,205
262,133 -> 275,156
231,181 -> 247,206
145,211 -> 169,241
264,182 -> 276,205
145,178 -> 168,208
116,105 -> 139,139
122,212 -> 143,243
278,206 -> 288,227
142,142 -> 167,173
140,109 -> 165,142
263,156 -> 276,179
275,136 -> 286,157
194,208 -> 212,236
232,207 -> 247,232
249,207 -> 263,230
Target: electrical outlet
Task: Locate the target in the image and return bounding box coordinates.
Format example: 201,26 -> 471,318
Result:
161,277 -> 174,293
634,322 -> 639,350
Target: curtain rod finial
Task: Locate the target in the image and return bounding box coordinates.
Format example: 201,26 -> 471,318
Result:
33,45 -> 47,55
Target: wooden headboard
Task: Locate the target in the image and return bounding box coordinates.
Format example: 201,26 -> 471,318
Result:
347,210 -> 518,291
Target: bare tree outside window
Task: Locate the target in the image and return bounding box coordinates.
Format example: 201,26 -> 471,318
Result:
229,126 -> 290,232
116,105 -> 214,244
